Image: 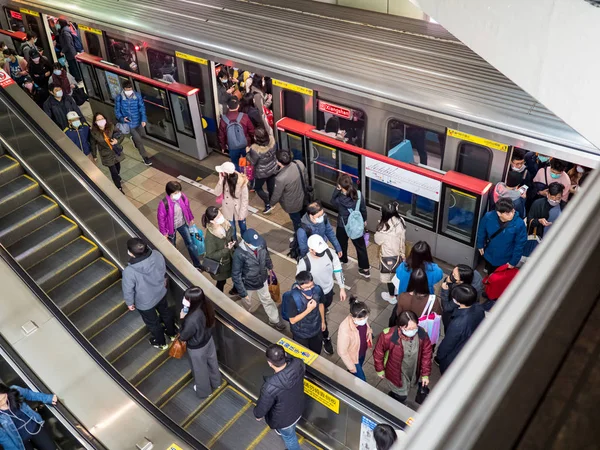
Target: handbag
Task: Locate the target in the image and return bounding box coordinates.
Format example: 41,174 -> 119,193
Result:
415,383 -> 430,405
200,257 -> 221,275
169,336 -> 187,359
116,122 -> 131,135
518,220 -> 541,267
215,194 -> 223,205
380,255 -> 401,274
72,87 -> 88,106
268,271 -> 281,304
418,295 -> 441,345
483,264 -> 519,300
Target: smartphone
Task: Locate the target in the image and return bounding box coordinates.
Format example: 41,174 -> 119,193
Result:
518,185 -> 529,195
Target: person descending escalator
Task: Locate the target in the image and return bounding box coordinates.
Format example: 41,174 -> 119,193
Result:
90,113 -> 125,192
373,424 -> 401,450
43,83 -> 82,130
64,111 -> 93,163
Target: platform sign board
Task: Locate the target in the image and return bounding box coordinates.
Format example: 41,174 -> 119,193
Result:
0,70 -> 15,88
304,379 -> 340,414
365,157 -> 441,202
105,71 -> 121,99
278,337 -> 318,365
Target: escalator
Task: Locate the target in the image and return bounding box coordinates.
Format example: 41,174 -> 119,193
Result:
0,146 -> 321,449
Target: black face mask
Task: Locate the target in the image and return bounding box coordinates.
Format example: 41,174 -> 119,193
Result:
449,273 -> 458,284
315,250 -> 326,258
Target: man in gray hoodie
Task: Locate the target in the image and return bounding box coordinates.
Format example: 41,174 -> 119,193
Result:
122,238 -> 176,350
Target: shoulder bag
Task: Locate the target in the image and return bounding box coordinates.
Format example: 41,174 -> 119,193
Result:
484,221 -> 508,249
200,257 -> 222,275
380,254 -> 402,274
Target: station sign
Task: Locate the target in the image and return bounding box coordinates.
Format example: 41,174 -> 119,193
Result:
318,100 -> 352,120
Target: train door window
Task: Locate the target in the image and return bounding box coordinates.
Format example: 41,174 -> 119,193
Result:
182,60 -> 205,104
440,188 -> 478,245
316,99 -> 366,148
170,93 -> 195,138
5,9 -> 25,32
456,142 -> 492,180
313,142 -> 339,184
386,119 -> 445,170
135,81 -> 177,146
282,90 -> 305,122
85,32 -> 102,57
147,48 -> 178,83
106,35 -> 139,73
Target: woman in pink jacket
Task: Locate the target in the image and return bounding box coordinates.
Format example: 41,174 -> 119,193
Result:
337,297 -> 373,381
157,181 -> 200,268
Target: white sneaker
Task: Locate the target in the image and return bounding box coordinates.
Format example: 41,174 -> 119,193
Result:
381,292 -> 397,304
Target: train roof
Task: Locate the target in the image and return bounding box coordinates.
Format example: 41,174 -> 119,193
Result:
14,0 -> 597,153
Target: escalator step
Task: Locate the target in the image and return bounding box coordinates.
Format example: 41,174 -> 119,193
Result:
28,237 -> 101,291
136,356 -> 192,407
0,175 -> 41,219
50,258 -> 119,315
161,381 -> 204,426
7,216 -> 80,269
0,196 -> 60,247
69,281 -> 127,339
185,387 -> 250,444
211,408 -> 270,450
113,335 -> 169,386
0,155 -> 23,186
90,311 -> 147,362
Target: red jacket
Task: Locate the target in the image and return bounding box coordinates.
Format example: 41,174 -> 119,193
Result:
373,327 -> 432,388
218,111 -> 255,150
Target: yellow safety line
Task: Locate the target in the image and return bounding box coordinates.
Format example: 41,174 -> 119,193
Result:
205,401 -> 252,448
79,235 -> 99,248
298,436 -> 305,444
49,260 -> 118,305
227,385 -> 253,402
4,200 -> 58,235
40,194 -> 58,204
60,215 -> 78,226
245,425 -> 271,450
181,382 -> 229,428
21,174 -> 38,183
38,241 -> 98,281
157,371 -> 193,407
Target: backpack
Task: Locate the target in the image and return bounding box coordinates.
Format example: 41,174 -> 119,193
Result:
343,191 -> 365,240
288,223 -> 312,261
222,113 -> 248,149
281,290 -> 304,322
301,250 -> 333,271
72,32 -> 84,53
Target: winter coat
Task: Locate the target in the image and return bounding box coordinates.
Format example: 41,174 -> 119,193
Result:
253,358 -> 306,430
156,193 -> 195,236
213,173 -> 249,221
217,111 -> 255,150
389,293 -> 442,328
180,307 -> 212,349
122,248 -> 167,310
22,84 -> 48,108
231,240 -> 273,298
27,56 -> 52,88
114,90 -> 147,129
440,271 -> 484,321
270,160 -> 307,214
242,105 -> 263,129
204,222 -> 234,281
58,27 -> 77,59
64,123 -> 92,156
437,304 -> 485,374
287,284 -> 324,339
337,315 -> 373,371
297,213 -> 342,257
331,188 -> 367,230
20,41 -> 36,61
90,124 -> 125,167
0,386 -> 54,450
373,327 -> 433,388
51,70 -> 75,96
395,262 -> 443,295
491,183 -> 525,219
476,211 -> 527,268
247,136 -> 278,180
42,94 -> 82,130
374,217 -> 406,283
528,197 -> 567,238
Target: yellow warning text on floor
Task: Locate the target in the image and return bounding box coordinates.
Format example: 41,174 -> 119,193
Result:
166,444 -> 183,450
278,338 -> 318,365
78,25 -> 102,35
175,51 -> 207,65
272,79 -> 313,96
447,128 -> 509,152
19,8 -> 39,17
304,379 -> 340,414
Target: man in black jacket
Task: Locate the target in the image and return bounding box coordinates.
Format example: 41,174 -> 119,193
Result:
43,83 -> 82,130
254,344 -> 306,450
528,182 -> 566,238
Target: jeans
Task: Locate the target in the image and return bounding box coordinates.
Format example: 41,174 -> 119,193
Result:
229,218 -> 247,241
336,227 -> 370,270
169,224 -> 201,267
23,425 -> 57,450
254,175 -> 276,206
108,162 -> 122,189
289,211 -> 303,231
229,147 -> 246,172
353,355 -> 366,381
137,295 -> 176,346
277,421 -> 301,450
129,125 -> 149,158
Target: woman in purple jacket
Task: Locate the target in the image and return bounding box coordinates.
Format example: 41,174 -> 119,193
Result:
157,181 -> 201,268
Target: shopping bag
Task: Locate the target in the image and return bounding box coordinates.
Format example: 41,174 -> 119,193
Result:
169,337 -> 187,359
189,226 -> 205,256
483,264 -> 519,300
418,295 -> 441,345
239,156 -> 254,181
268,271 -> 281,304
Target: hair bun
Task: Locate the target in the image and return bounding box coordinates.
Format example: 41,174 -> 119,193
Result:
348,295 -> 358,305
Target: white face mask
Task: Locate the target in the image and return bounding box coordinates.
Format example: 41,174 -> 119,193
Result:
313,215 -> 324,224
24,83 -> 33,90
127,251 -> 134,258
53,69 -> 62,76
353,318 -> 368,326
511,164 -> 525,173
124,90 -> 134,97
576,166 -> 584,174
171,192 -> 182,201
96,119 -> 106,128
71,120 -> 81,128
214,215 -> 225,225
401,328 -> 418,337
54,90 -> 63,98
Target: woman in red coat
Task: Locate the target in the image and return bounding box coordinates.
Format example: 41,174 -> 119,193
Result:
374,310 -> 432,404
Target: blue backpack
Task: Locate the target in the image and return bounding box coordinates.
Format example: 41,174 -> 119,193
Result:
281,290 -> 303,322
222,113 -> 248,149
343,191 -> 365,240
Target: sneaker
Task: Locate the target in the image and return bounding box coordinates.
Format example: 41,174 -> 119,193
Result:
166,334 -> 177,342
263,204 -> 275,214
381,292 -> 397,305
358,268 -> 371,279
143,157 -> 153,166
271,321 -> 287,331
322,338 -> 334,355
119,188 -> 125,194
149,338 -> 169,350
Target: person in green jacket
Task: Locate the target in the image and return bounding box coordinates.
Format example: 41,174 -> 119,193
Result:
202,206 -> 237,295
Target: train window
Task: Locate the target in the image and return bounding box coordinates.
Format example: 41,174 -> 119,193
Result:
6,9 -> 25,32
386,119 -> 445,169
282,90 -> 305,122
147,48 -> 178,83
80,64 -> 100,100
135,81 -> 178,146
313,142 -> 339,185
170,93 -> 195,138
106,35 -> 139,73
182,60 -> 205,104
456,142 -> 492,180
95,68 -> 129,104
316,99 -> 366,148
85,32 -> 102,57
441,188 -> 478,244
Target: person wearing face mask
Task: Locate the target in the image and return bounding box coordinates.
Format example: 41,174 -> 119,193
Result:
232,229 -> 286,331
202,206 -> 237,294
389,268 -> 442,328
375,200 -> 406,303
218,96 -> 255,170
490,170 -> 526,219
296,201 -> 342,259
567,165 -> 585,198
214,162 -> 249,241
528,182 -> 566,239
55,18 -> 82,82
509,148 -> 527,177
440,264 -> 483,330
2,49 -> 28,85
178,287 -> 221,400
43,83 -> 82,130
157,181 -> 201,268
90,112 -> 125,191
247,127 -> 279,214
337,297 -> 372,381
296,235 -> 346,355
436,284 -> 485,374
216,68 -> 235,114
283,271 -> 326,354
26,49 -> 52,90
114,80 -> 153,166
533,158 -> 571,203
250,73 -> 273,131
122,238 -> 177,350
0,383 -> 58,450
20,33 -> 38,62
64,111 -> 93,162
270,149 -> 308,231
50,62 -> 75,96
374,310 -> 433,403
21,75 -> 47,108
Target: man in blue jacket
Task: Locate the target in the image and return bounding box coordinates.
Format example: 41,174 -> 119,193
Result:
297,201 -> 342,258
114,80 -> 152,166
477,197 -> 527,274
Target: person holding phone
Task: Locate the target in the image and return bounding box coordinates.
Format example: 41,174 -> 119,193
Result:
528,182 -> 566,238
202,206 -> 237,294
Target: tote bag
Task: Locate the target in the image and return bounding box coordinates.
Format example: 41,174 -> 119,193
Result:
418,295 -> 441,345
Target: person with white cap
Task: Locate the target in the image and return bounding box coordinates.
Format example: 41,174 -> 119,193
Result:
296,234 -> 346,355
63,111 -> 93,162
232,228 -> 286,331
213,161 -> 249,241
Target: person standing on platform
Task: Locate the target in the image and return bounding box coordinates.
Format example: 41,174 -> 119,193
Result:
440,264 -> 484,330
218,96 -> 254,171
114,80 -> 153,166
43,83 -> 82,130
26,49 -> 52,91
270,149 -> 308,231
296,201 -> 342,259
56,18 -> 81,82
2,49 -> 28,85
20,33 -> 37,62
254,344 -> 306,450
392,241 -> 443,299
64,111 -> 93,162
202,206 -> 237,295
21,75 -> 47,108
213,161 -> 249,241
375,200 -> 406,303
247,127 -> 278,214
337,297 -> 372,381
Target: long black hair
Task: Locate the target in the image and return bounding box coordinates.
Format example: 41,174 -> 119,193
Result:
349,296 -> 369,319
184,287 -> 216,328
222,172 -> 238,199
0,384 -> 23,410
202,206 -> 219,228
373,424 -> 397,450
406,268 -> 429,295
337,173 -> 358,201
405,241 -> 434,271
377,200 -> 404,232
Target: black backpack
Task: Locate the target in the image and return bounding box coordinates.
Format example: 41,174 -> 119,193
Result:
288,223 -> 312,261
301,249 -> 333,271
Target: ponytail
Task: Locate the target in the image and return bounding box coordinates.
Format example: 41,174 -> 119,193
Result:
202,206 -> 219,228
349,296 -> 370,319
